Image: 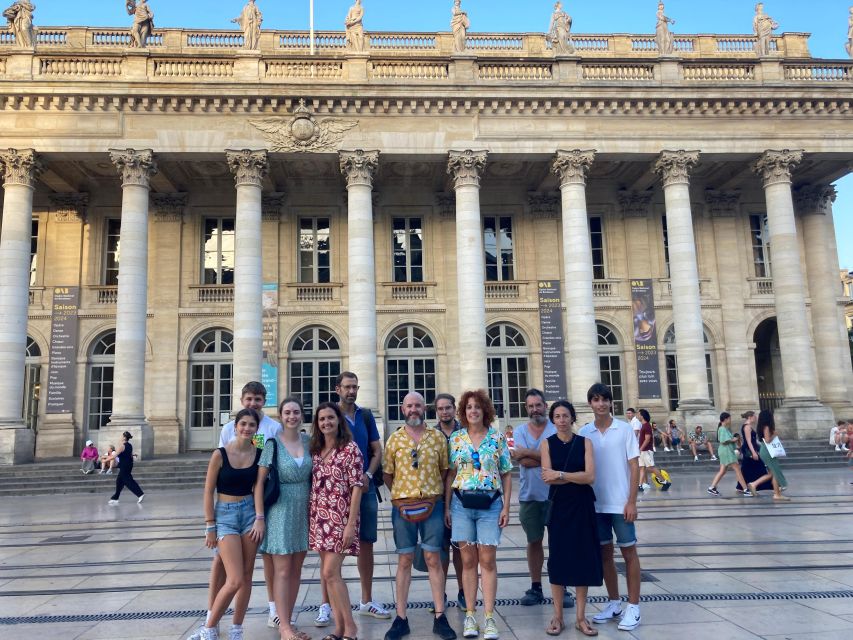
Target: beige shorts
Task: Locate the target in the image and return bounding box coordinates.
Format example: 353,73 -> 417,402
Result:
639,450 -> 655,467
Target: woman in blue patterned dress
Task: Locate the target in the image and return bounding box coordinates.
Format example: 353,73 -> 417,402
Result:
254,397 -> 313,640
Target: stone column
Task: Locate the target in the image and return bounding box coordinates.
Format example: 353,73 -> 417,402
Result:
796,185 -> 853,413
553,150 -> 599,409
226,149 -> 269,408
105,149 -> 157,458
340,150 -> 380,410
654,151 -> 712,411
448,150 -> 489,392
752,150 -> 832,437
0,149 -> 42,464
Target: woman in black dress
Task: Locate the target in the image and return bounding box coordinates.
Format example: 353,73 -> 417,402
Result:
736,411 -> 771,492
541,400 -> 602,637
107,431 -> 145,505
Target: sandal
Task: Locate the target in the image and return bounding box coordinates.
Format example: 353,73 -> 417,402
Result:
545,618 -> 564,636
575,619 -> 598,637
293,632 -> 312,640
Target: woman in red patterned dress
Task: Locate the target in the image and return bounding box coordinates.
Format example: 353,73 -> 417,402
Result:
309,401 -> 364,640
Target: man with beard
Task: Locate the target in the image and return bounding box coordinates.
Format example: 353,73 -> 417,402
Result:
383,392 -> 456,640
513,389 -> 573,608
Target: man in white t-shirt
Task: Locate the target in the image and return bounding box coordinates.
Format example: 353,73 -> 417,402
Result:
626,407 -> 642,442
829,420 -> 849,452
578,383 -> 642,632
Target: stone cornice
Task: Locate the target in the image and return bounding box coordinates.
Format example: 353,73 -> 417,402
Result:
109,148 -> 157,188
339,149 -> 379,188
704,190 -> 741,217
752,149 -> 803,188
225,149 -> 269,187
794,184 -> 837,215
49,192 -> 89,223
0,148 -> 44,188
654,150 -> 700,187
447,150 -> 488,189
552,149 -> 596,187
617,190 -> 654,218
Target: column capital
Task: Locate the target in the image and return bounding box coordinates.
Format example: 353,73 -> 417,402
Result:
339,149 -> 379,188
150,192 -> 188,223
617,189 -> 653,218
262,192 -> 287,221
552,149 -> 596,187
225,149 -> 269,188
794,184 -> 836,216
0,148 -> 44,188
49,192 -> 89,224
654,150 -> 700,188
752,149 -> 803,188
704,189 -> 741,217
109,148 -> 157,188
447,149 -> 488,189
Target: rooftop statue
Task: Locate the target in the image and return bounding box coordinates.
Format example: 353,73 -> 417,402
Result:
655,2 -> 676,55
846,7 -> 853,58
548,1 -> 574,55
232,0 -> 262,50
2,0 -> 35,49
752,2 -> 778,57
345,0 -> 365,52
126,0 -> 154,48
451,0 -> 470,53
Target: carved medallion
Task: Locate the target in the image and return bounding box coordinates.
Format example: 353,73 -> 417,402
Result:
250,99 -> 358,153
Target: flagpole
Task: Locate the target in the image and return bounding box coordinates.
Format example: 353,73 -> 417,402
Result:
309,0 -> 315,55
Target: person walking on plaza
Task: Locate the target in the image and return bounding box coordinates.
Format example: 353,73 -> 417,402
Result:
216,382 -> 282,630
626,408 -> 642,441
80,439 -> 99,474
383,392 -> 457,640
309,402 -> 365,640
434,392 -> 465,610
254,397 -> 313,640
194,408 -> 265,640
540,400 -> 602,637
445,389 -> 513,640
315,372 -> 390,627
512,389 -> 573,609
579,383 -> 642,632
637,409 -> 669,491
706,412 -> 752,497
736,411 -> 771,493
749,409 -> 790,501
107,431 -> 145,505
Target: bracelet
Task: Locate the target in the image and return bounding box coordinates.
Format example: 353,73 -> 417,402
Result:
205,526 -> 216,533
559,471 -> 564,480
255,514 -> 265,520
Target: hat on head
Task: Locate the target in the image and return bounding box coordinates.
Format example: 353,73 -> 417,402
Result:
85,440 -> 93,446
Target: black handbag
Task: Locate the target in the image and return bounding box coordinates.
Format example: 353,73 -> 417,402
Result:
455,489 -> 500,510
262,438 -> 280,511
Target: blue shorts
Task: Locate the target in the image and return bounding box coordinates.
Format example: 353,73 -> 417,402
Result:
215,496 -> 255,541
359,484 -> 378,544
450,494 -> 503,547
392,499 -> 446,554
596,512 -> 637,548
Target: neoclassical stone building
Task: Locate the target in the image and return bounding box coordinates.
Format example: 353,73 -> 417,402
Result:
1,18 -> 852,463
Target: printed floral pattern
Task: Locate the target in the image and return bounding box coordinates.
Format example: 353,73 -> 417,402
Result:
308,441 -> 364,556
449,427 -> 513,490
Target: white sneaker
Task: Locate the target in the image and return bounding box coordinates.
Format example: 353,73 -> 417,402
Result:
836,445 -> 842,452
314,603 -> 331,627
664,447 -> 671,452
640,483 -> 651,491
462,614 -> 479,638
359,601 -> 391,619
693,455 -> 699,462
137,494 -> 145,504
108,499 -> 119,505
843,445 -> 850,452
617,604 -> 641,631
227,627 -> 243,640
199,627 -> 219,640
483,615 -> 499,640
267,614 -> 279,628
710,455 -> 718,461
592,600 -> 623,623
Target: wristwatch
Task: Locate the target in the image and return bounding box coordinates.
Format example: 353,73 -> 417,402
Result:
559,471 -> 564,480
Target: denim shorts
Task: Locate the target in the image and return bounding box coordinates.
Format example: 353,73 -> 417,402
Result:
359,484 -> 378,544
215,496 -> 255,541
596,512 -> 637,548
450,493 -> 503,546
392,499 -> 446,554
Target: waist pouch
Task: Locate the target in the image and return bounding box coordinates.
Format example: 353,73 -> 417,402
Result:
454,489 -> 500,510
392,496 -> 438,522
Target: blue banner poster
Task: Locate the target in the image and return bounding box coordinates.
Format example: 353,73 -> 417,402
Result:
262,283 -> 279,408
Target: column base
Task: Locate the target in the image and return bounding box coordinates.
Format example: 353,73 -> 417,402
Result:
774,400 -> 835,440
35,414 -> 78,459
148,416 -> 182,455
0,424 -> 35,465
103,416 -> 154,460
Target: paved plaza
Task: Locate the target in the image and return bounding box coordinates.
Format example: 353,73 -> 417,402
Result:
1,467 -> 852,640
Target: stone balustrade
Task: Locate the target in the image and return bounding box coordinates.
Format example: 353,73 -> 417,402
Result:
191,285 -> 235,304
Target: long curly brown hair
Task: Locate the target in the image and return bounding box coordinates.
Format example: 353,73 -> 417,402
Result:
457,389 -> 497,428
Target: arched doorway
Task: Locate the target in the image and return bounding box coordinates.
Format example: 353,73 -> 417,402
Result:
187,328 -> 233,449
754,317 -> 784,411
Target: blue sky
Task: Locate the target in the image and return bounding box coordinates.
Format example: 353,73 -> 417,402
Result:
33,0 -> 853,269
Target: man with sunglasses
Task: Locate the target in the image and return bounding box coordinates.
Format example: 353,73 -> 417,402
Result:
383,391 -> 457,640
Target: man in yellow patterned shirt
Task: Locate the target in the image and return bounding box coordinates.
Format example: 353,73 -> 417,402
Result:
383,392 -> 457,640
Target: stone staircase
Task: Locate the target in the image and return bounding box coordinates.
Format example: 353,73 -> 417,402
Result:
0,442 -> 848,497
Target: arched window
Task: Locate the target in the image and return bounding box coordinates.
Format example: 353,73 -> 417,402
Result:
597,323 -> 624,416
187,329 -> 233,449
23,337 -> 41,431
86,331 -> 116,431
487,323 -> 529,424
288,327 -> 341,423
663,325 -> 715,411
385,325 -> 436,423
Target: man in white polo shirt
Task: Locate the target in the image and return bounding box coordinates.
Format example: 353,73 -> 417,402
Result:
578,383 -> 642,632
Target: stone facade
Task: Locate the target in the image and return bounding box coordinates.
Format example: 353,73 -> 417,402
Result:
1,21 -> 852,462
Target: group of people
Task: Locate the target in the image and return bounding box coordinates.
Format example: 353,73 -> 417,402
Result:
829,419 -> 851,452
79,440 -> 120,475
190,378 -> 645,640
